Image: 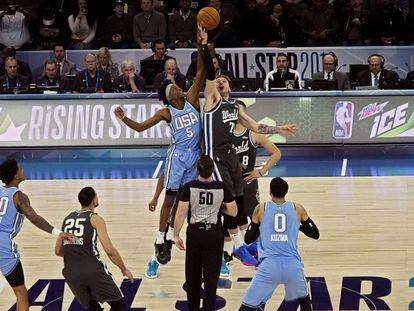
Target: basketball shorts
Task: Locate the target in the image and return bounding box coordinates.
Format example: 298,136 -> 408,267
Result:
63,260 -> 123,308
242,257 -> 308,308
212,150 -> 243,197
164,147 -> 201,192
243,179 -> 259,218
0,237 -> 20,277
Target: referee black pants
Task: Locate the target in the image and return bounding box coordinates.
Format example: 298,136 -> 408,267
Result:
186,226 -> 224,311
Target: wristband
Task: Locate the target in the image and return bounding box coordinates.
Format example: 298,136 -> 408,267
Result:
52,228 -> 62,236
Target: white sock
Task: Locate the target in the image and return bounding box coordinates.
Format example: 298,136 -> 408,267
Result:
230,232 -> 243,249
224,240 -> 233,254
239,228 -> 247,240
166,226 -> 174,241
156,231 -> 165,244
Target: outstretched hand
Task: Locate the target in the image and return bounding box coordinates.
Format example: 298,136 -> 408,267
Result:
278,124 -> 297,137
197,23 -> 207,45
114,106 -> 125,120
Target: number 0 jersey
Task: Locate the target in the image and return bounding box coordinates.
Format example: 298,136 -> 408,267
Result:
167,99 -> 201,152
62,210 -> 100,265
258,201 -> 301,261
232,128 -> 258,174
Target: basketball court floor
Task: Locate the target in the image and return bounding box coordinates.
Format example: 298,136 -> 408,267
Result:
0,147 -> 413,310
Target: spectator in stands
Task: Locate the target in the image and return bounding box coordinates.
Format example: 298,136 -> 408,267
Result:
266,3 -> 298,47
102,0 -> 134,49
72,53 -> 112,93
113,60 -> 145,93
52,44 -> 78,76
338,0 -> 369,46
96,47 -> 119,82
168,0 -> 197,49
312,53 -> 350,90
68,0 -> 97,49
0,57 -> 29,91
300,0 -> 338,46
356,54 -> 399,89
38,6 -> 63,50
237,0 -> 269,47
0,47 -> 32,82
208,0 -> 238,47
406,8 -> 414,44
133,0 -> 167,49
212,53 -> 233,79
139,39 -> 171,88
153,58 -> 187,91
264,53 -> 301,91
0,1 -> 34,50
185,42 -> 216,82
36,60 -> 71,93
365,0 -> 405,46
406,70 -> 414,81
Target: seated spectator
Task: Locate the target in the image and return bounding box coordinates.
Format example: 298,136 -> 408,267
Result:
102,0 -> 134,49
338,0 -> 369,46
113,60 -> 145,93
133,0 -> 167,49
365,0 -> 405,46
68,0 -> 97,49
312,53 -> 350,90
264,53 -> 301,91
0,47 -> 32,82
237,0 -> 269,47
168,0 -> 197,49
266,3 -> 295,47
406,70 -> 414,81
186,42 -> 215,81
72,53 -> 112,93
0,57 -> 29,91
212,53 -> 233,79
153,58 -> 187,91
52,44 -> 78,76
140,39 -> 171,87
96,47 -> 119,82
38,6 -> 62,50
356,54 -> 399,89
36,60 -> 71,93
0,1 -> 34,50
301,0 -> 338,46
208,0 -> 239,47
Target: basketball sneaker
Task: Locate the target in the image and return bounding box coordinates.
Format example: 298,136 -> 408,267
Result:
246,241 -> 258,259
145,259 -> 159,279
223,251 -> 233,264
164,239 -> 174,262
154,241 -> 168,265
233,245 -> 258,266
220,258 -> 230,277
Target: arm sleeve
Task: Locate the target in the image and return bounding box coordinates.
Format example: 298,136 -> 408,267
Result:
299,217 -> 320,239
179,184 -> 191,202
202,44 -> 215,80
245,222 -> 260,244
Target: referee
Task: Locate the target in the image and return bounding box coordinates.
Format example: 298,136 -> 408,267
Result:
174,155 -> 237,311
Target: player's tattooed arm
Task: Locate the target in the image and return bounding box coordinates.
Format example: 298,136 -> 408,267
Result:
15,191 -> 54,234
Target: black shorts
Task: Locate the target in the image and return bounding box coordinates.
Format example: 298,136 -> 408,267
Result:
243,179 -> 260,218
5,260 -> 24,288
213,150 -> 243,197
63,261 -> 123,308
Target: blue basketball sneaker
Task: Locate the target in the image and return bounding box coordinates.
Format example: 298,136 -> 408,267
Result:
145,259 -> 159,279
220,258 -> 230,277
233,245 -> 258,266
246,241 -> 258,259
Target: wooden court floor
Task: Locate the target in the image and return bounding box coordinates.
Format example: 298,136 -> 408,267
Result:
0,176 -> 413,310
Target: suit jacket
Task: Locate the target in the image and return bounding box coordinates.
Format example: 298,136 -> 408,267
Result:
58,59 -> 78,76
356,69 -> 399,89
312,71 -> 350,90
153,71 -> 187,92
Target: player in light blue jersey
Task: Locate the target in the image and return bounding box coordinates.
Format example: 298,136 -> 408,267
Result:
113,25 -> 205,278
239,177 -> 320,311
0,159 -> 74,310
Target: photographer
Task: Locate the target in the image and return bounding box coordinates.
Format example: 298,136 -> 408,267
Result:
0,1 -> 33,50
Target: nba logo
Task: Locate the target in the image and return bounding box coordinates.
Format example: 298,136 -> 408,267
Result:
333,101 -> 354,139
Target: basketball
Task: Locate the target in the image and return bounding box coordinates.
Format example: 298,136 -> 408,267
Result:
197,7 -> 220,31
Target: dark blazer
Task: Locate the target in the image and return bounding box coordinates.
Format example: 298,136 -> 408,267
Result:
58,59 -> 78,76
0,73 -> 30,91
153,71 -> 187,92
312,71 -> 350,90
356,68 -> 399,89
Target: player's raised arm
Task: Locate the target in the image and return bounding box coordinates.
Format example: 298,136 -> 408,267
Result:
295,202 -> 320,240
186,24 -> 206,110
114,106 -> 170,132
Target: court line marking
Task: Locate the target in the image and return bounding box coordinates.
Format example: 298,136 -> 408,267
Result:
152,160 -> 164,178
341,158 -> 348,177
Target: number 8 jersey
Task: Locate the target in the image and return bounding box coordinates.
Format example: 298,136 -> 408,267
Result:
258,201 -> 301,262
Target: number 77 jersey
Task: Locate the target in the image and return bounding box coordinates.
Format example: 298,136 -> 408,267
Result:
258,201 -> 302,262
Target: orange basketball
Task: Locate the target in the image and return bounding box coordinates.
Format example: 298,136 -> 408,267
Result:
197,7 -> 220,31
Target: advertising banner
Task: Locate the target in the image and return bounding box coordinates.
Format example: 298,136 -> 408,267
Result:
0,95 -> 413,148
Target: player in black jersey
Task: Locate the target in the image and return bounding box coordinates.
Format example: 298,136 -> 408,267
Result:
200,26 -> 297,269
228,101 -> 281,262
55,187 -> 133,311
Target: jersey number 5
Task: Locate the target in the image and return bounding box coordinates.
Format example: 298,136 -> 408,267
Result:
64,218 -> 86,237
274,213 -> 286,232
